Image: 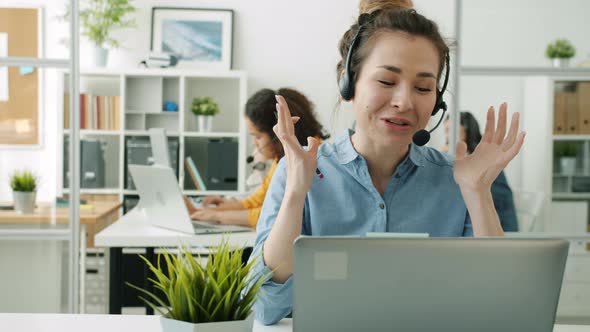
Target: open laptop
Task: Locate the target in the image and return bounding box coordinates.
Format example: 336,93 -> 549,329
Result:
293,237 -> 569,332
128,164 -> 251,234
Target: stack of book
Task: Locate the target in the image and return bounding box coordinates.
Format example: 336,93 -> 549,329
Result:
64,93 -> 121,130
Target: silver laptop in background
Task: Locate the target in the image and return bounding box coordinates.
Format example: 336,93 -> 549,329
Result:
128,164 -> 251,234
293,237 -> 569,332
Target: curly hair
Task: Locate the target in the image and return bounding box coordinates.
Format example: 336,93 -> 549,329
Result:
245,88 -> 330,159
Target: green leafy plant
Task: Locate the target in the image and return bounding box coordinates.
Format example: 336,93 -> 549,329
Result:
127,239 -> 268,323
10,170 -> 38,192
555,142 -> 578,158
62,0 -> 137,48
546,39 -> 576,59
191,97 -> 220,116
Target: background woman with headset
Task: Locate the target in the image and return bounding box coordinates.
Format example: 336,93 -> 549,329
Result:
249,5 -> 525,325
441,111 -> 519,231
186,88 -> 329,227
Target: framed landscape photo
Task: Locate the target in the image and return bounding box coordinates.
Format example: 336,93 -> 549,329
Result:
151,7 -> 233,70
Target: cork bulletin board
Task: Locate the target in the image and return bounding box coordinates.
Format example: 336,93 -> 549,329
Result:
0,8 -> 40,146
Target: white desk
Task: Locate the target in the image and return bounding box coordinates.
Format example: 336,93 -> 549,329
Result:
94,210 -> 257,314
95,209 -> 257,248
0,314 -> 587,332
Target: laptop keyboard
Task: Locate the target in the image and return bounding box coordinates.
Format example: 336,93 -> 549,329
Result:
192,222 -> 216,230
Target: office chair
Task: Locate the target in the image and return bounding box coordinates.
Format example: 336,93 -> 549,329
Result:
512,190 -> 545,232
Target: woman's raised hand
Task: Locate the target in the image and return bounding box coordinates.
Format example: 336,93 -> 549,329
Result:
274,95 -> 320,197
453,103 -> 525,194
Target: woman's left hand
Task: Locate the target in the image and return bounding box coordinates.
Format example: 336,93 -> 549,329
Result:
191,209 -> 222,223
453,103 -> 526,194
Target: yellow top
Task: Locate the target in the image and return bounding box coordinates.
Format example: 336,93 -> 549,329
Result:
241,159 -> 279,227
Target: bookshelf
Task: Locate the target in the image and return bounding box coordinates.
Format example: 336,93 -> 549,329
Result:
520,76 -> 590,223
58,68 -> 248,212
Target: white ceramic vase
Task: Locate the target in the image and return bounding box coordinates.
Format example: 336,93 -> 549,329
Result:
13,191 -> 36,214
197,115 -> 213,132
94,47 -> 108,67
552,58 -> 570,68
160,312 -> 254,332
560,157 -> 577,175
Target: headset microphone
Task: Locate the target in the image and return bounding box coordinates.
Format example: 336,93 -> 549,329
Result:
412,103 -> 447,147
411,51 -> 451,147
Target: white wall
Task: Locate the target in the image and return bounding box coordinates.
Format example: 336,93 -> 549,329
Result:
2,0 -> 590,200
459,0 -> 590,189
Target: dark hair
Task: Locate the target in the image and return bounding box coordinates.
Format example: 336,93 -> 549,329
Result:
245,88 -> 330,159
336,9 -> 449,94
445,112 -> 482,154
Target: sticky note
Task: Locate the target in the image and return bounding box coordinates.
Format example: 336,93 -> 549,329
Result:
20,67 -> 34,75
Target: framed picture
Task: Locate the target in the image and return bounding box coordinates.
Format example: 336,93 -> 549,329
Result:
151,7 -> 233,70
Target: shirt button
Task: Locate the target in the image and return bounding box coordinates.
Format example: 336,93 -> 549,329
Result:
395,174 -> 401,178
379,203 -> 385,209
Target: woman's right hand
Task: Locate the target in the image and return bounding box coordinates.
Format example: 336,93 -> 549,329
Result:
202,196 -> 225,206
274,95 -> 320,197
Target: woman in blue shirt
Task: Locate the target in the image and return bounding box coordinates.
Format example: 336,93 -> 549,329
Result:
251,7 -> 526,325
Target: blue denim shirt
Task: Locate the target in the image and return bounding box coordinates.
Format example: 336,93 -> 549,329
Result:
250,130 -> 473,325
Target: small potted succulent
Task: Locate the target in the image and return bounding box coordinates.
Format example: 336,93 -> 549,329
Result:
191,96 -> 220,132
10,170 -> 38,214
546,39 -> 576,68
555,142 -> 578,175
127,238 -> 268,332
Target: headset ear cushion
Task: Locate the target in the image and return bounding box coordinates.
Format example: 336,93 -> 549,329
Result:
339,72 -> 353,101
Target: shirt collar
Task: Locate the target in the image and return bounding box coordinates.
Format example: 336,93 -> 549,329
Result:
335,129 -> 424,167
335,129 -> 360,164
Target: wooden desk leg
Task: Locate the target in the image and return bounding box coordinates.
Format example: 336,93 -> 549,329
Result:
144,248 -> 155,315
109,247 -> 123,314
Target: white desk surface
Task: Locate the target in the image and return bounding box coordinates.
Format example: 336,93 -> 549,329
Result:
94,210 -> 257,248
0,314 -> 587,332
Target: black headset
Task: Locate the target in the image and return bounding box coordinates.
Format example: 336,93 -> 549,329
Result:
338,16 -> 451,117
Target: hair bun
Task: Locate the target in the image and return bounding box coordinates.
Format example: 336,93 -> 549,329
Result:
359,0 -> 413,14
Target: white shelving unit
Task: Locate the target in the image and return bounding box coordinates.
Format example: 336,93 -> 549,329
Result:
519,75 -> 590,320
456,1 -> 590,319
519,75 -> 590,225
58,68 -> 248,211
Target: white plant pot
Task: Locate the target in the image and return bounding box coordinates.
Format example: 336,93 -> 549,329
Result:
93,47 -> 109,67
197,115 -> 213,132
160,312 -> 254,332
13,191 -> 36,214
552,58 -> 569,68
560,157 -> 577,175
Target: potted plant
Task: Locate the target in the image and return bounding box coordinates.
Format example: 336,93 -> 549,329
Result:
546,38 -> 576,68
10,170 -> 38,214
127,239 -> 268,332
555,142 -> 578,175
191,96 -> 220,132
62,0 -> 136,67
